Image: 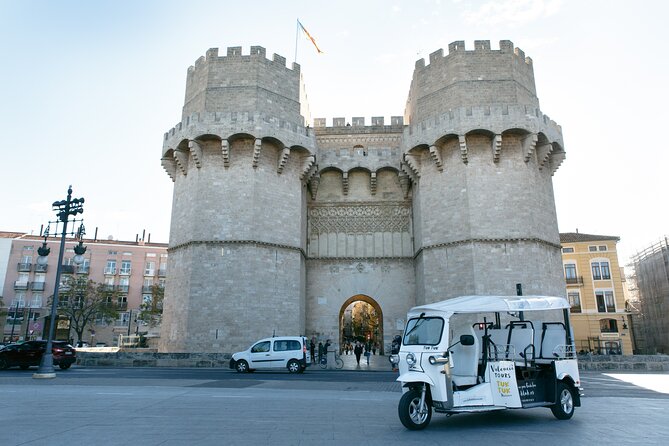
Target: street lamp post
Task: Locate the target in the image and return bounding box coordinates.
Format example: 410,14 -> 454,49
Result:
33,186 -> 84,379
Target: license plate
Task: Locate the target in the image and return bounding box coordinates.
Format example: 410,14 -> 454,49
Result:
64,352 -> 72,355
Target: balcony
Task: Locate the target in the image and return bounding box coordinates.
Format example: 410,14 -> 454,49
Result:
104,267 -> 117,275
77,265 -> 90,274
103,284 -> 115,291
117,285 -> 129,293
142,285 -> 154,293
144,269 -> 155,277
17,262 -> 32,272
61,265 -> 75,274
31,282 -> 46,291
158,269 -> 167,277
119,268 -> 132,276
565,276 -> 584,286
14,281 -> 29,290
117,302 -> 128,311
34,263 -> 48,273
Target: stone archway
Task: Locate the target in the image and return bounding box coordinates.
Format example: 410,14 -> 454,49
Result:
339,294 -> 384,355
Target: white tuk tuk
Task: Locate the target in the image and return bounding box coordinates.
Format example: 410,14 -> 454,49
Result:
391,295 -> 582,430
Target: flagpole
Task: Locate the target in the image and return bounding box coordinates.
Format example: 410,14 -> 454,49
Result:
294,19 -> 300,64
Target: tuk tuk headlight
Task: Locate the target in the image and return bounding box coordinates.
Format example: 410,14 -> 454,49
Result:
406,352 -> 417,367
389,354 -> 399,365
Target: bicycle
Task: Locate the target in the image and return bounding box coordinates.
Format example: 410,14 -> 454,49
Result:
319,352 -> 344,369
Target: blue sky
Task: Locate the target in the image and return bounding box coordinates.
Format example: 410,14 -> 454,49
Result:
1,0 -> 667,265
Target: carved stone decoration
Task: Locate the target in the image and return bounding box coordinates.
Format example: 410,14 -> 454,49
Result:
550,151 -> 566,176
429,145 -> 443,171
342,172 -> 349,195
221,139 -> 230,167
523,133 -> 538,162
308,203 -> 411,235
174,150 -> 188,176
277,147 -> 290,174
188,140 -> 203,168
356,262 -> 365,273
161,157 -> 177,182
253,138 -> 262,168
459,135 -> 468,164
370,172 -> 377,195
492,134 -> 502,163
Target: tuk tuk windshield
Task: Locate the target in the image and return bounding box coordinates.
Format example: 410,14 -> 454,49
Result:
403,317 -> 444,345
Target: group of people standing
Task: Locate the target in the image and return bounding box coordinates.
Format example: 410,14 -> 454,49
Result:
309,338 -> 381,365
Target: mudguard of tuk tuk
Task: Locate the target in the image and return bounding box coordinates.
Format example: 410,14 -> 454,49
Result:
396,371 -> 435,388
557,373 -> 582,406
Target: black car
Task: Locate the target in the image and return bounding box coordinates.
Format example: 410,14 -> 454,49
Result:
0,340 -> 76,370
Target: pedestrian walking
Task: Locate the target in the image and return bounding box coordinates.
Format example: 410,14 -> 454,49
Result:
364,343 -> 371,365
354,341 -> 363,365
318,341 -> 324,363
310,338 -> 316,363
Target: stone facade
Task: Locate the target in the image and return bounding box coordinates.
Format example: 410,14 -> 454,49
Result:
159,40 -> 567,354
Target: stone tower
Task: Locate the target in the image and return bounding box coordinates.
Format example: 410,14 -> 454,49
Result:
159,47 -> 315,352
159,40 -> 567,354
403,40 -> 565,304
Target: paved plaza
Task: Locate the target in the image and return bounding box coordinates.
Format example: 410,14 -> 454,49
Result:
1,365 -> 668,446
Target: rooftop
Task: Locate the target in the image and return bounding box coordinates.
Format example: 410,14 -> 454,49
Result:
560,232 -> 620,243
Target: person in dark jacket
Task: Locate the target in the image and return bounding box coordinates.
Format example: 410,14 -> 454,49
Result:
354,341 -> 363,365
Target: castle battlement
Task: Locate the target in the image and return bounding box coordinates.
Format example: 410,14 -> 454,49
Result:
415,40 -> 532,70
187,45 -> 300,76
313,116 -> 405,128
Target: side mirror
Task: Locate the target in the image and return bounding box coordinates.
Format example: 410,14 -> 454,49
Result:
460,334 -> 475,346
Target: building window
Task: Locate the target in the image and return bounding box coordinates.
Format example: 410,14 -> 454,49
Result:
120,260 -> 131,275
562,247 -> 574,253
596,290 -> 615,313
105,260 -> 117,275
600,318 -> 618,333
145,261 -> 155,276
598,245 -> 608,251
592,261 -> 611,280
564,263 -> 577,282
588,246 -> 597,252
568,292 -> 581,313
11,292 -> 26,308
30,293 -> 43,308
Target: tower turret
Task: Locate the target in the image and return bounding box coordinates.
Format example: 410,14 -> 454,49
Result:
403,40 -> 566,304
159,46 -> 315,353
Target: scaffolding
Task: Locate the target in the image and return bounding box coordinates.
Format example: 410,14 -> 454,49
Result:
631,237 -> 669,354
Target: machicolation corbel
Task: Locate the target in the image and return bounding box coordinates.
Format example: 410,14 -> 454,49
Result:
221,139 -> 230,167
459,135 -> 468,164
429,145 -> 444,172
523,134 -> 538,163
174,150 -> 188,176
342,172 -> 349,195
370,172 -> 377,195
253,139 -> 262,168
188,140 -> 203,168
492,135 -> 502,163
277,148 -> 290,174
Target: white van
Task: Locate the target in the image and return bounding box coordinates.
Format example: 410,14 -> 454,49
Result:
230,336 -> 310,373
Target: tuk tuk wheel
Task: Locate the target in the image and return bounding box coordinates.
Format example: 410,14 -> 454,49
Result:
399,388 -> 432,430
551,382 -> 575,420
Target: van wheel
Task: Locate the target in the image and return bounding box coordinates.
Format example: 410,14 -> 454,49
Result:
551,382 -> 575,420
0,358 -> 8,370
235,360 -> 249,373
287,360 -> 301,374
59,363 -> 71,370
20,365 -> 30,370
398,388 -> 432,430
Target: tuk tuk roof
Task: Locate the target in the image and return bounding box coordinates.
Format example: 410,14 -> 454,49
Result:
409,295 -> 569,316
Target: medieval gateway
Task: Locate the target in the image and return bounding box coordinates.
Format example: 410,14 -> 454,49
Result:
158,40 -> 566,354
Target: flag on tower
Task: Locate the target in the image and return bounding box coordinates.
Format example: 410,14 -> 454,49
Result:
297,19 -> 323,54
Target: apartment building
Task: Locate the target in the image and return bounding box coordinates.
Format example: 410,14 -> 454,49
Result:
1,232 -> 167,345
560,232 -> 632,355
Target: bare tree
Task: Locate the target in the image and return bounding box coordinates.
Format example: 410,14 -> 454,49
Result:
54,276 -> 121,345
138,284 -> 164,327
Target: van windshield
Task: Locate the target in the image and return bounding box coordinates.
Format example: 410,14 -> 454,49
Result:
403,317 -> 444,345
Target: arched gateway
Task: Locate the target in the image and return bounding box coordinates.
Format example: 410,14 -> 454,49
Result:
339,295 -> 384,354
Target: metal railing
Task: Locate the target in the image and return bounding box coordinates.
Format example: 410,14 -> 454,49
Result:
34,264 -> 48,272
31,282 -> 46,291
565,276 -> 584,285
14,281 -> 29,290
17,262 -> 32,272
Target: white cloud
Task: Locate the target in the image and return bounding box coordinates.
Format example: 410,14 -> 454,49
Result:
462,0 -> 564,27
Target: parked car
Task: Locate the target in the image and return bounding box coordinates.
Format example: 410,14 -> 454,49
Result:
230,336 -> 310,373
0,340 -> 77,370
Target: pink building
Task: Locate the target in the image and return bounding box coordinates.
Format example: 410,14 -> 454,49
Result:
1,231 -> 167,345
